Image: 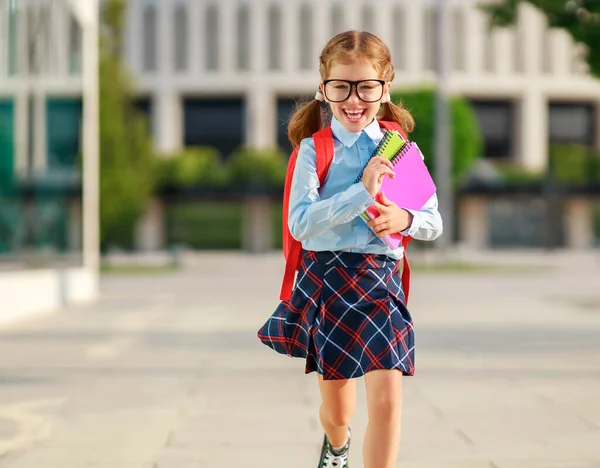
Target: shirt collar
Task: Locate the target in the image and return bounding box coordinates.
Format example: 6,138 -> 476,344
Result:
330,116 -> 382,148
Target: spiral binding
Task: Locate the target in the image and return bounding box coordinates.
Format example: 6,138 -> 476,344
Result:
389,141 -> 413,166
355,130 -> 405,183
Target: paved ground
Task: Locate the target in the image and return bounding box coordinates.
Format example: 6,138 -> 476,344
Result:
0,249 -> 599,468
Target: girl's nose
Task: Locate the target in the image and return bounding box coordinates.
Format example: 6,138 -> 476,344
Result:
347,87 -> 361,104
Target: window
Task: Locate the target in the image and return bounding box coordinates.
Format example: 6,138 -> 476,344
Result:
469,100 -> 514,159
331,3 -> 343,35
453,8 -> 465,72
7,4 -> 18,75
549,102 -> 595,146
392,6 -> 407,71
205,3 -> 218,71
183,98 -> 244,159
362,4 -> 374,33
0,100 -> 14,185
237,3 -> 250,71
276,97 -> 298,156
133,97 -> 153,137
46,98 -> 82,172
299,4 -> 313,71
173,2 -> 188,72
423,5 -> 436,72
142,2 -> 157,72
69,13 -> 82,74
268,4 -> 282,70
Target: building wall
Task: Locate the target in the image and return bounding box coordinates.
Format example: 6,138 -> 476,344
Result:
118,0 -> 600,170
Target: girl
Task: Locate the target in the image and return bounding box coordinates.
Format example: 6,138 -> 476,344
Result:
257,31 -> 443,468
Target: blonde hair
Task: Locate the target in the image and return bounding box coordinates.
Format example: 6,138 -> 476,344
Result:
288,30 -> 415,148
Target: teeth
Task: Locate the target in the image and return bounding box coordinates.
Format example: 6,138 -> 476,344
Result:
345,110 -> 364,120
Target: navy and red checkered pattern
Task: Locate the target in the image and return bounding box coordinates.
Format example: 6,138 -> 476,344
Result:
257,250 -> 415,381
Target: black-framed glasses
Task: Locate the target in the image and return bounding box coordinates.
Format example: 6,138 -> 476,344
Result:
323,79 -> 385,103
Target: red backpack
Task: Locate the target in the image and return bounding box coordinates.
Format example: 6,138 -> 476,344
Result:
279,121 -> 413,302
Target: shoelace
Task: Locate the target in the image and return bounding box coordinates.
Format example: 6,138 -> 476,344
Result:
322,450 -> 347,468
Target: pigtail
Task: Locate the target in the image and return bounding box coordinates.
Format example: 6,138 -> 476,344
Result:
288,99 -> 323,149
379,100 -> 415,136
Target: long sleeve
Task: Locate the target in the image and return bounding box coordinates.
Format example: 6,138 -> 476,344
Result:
288,139 -> 375,242
400,193 -> 443,241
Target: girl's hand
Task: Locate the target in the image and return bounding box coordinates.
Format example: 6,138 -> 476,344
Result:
367,192 -> 413,237
362,157 -> 395,198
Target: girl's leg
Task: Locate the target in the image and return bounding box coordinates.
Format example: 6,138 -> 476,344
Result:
317,374 -> 356,447
363,369 -> 403,468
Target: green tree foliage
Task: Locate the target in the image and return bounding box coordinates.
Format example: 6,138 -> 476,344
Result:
99,0 -> 155,249
483,1 -> 600,77
392,89 -> 483,185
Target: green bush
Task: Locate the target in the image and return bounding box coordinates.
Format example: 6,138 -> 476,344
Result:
226,147 -> 287,189
549,144 -> 600,186
495,165 -> 544,186
391,88 -> 483,186
155,147 -> 226,190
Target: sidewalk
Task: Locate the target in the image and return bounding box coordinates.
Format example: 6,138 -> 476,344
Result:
0,250 -> 598,467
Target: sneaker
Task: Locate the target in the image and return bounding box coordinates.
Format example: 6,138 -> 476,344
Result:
317,428 -> 351,468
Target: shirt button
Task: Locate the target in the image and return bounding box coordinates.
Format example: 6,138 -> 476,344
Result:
360,145 -> 366,150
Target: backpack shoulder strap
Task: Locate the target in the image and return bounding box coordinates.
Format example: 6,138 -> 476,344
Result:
379,120 -> 407,140
312,127 -> 335,182
279,127 -> 335,301
282,146 -> 300,260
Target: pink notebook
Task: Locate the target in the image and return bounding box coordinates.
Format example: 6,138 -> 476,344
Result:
362,142 -> 437,249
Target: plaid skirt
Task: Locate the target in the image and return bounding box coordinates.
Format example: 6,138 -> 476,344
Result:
257,250 -> 415,380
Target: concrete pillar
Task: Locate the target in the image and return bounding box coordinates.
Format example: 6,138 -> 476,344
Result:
218,0 -> 236,74
188,0 -> 203,75
463,7 -> 485,75
564,197 -> 595,249
245,86 -> 275,149
0,2 -> 6,78
249,0 -> 267,73
546,29 -> 571,76
518,90 -> 547,171
281,0 -> 299,73
312,0 -> 330,63
375,2 -> 393,48
154,90 -> 181,153
68,197 -> 82,251
516,2 -> 545,76
52,1 -> 68,76
491,28 -> 514,75
125,0 -> 142,74
344,0 -> 361,31
14,90 -> 28,177
79,0 -> 100,283
157,0 -> 173,76
32,91 -> 46,174
458,196 -> 488,249
243,196 -> 273,254
404,1 -> 425,75
135,197 -> 165,251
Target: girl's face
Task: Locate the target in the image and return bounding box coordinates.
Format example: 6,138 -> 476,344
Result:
320,60 -> 391,133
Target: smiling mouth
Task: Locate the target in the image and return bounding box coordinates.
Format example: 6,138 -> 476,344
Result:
344,109 -> 365,121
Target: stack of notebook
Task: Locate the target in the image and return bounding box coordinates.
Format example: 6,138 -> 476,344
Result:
356,130 -> 437,249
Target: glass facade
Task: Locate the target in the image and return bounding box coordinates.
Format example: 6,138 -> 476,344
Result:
469,100 -> 514,159
183,98 -> 244,159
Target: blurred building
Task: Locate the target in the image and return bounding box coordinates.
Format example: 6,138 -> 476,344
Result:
120,0 -> 599,251
120,0 -> 599,168
0,0 -> 99,323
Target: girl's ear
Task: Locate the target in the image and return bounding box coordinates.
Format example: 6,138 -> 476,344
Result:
384,82 -> 392,94
319,82 -> 329,103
